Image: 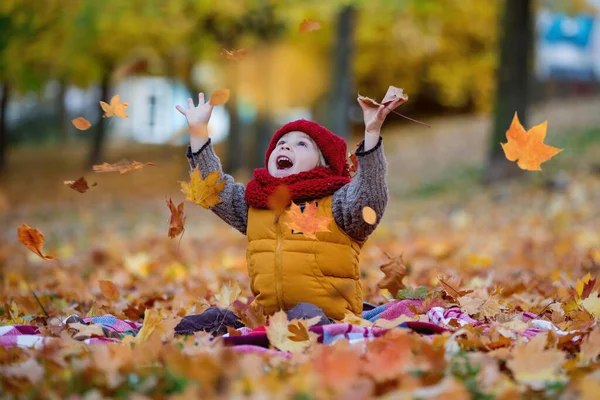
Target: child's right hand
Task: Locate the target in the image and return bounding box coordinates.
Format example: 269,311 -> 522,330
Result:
176,93 -> 213,151
176,92 -> 214,127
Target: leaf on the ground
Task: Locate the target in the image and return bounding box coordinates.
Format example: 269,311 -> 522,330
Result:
265,311 -> 319,352
220,48 -> 247,61
0,358 -> 44,384
209,89 -> 230,106
376,254 -> 407,298
438,277 -> 473,301
213,282 -> 241,309
576,273 -> 596,299
284,202 -> 332,240
299,19 -> 321,33
507,332 -> 566,390
342,312 -> 372,327
581,292 -> 600,318
233,300 -> 267,329
93,160 -> 156,174
68,322 -> 105,340
135,308 -> 163,343
64,176 -> 97,193
579,327 -> 600,366
166,197 -> 185,239
71,117 -> 92,130
362,206 -> 377,225
100,94 -> 129,118
459,291 -> 503,319
268,185 -> 291,222
180,168 -> 226,209
396,285 -> 429,300
17,223 -> 55,260
373,314 -> 417,329
99,280 -> 119,301
501,113 -> 562,171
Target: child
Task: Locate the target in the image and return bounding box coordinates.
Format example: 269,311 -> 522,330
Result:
175,93 -> 401,322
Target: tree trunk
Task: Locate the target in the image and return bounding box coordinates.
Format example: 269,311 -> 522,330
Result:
58,79 -> 69,144
87,72 -> 110,168
329,5 -> 355,140
0,82 -> 9,174
484,0 -> 533,183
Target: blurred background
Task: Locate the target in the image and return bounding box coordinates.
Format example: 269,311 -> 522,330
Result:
0,0 -> 599,273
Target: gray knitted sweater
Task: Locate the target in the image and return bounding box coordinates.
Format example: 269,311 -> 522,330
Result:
185,137 -> 388,241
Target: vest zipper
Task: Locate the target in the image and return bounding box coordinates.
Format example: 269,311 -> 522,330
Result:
275,220 -> 284,310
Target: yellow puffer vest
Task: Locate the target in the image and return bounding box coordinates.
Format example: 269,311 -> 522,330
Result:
246,195 -> 364,321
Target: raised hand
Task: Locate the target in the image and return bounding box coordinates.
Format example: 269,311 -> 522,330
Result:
175,92 -> 214,127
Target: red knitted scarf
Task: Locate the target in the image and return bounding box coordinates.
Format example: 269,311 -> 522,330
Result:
245,167 -> 351,209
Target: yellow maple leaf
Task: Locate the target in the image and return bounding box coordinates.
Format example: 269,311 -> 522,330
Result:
459,291 -> 503,319
135,308 -> 163,343
100,94 -> 129,118
342,312 -> 372,327
180,168 -> 226,209
265,311 -> 320,353
581,291 -> 600,318
284,202 -> 332,240
213,282 -> 241,309
579,326 -> 600,366
507,333 -> 566,390
501,113 -> 562,171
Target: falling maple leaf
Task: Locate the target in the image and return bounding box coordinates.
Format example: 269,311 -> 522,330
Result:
180,168 -> 226,209
99,94 -> 129,118
376,254 -> 407,298
213,282 -> 241,309
17,224 -> 55,260
265,311 -> 320,352
284,202 -> 332,240
209,89 -> 230,106
267,185 -> 291,222
99,280 -> 119,301
220,48 -> 247,61
166,197 -> 185,239
299,19 -> 321,33
93,159 -> 156,174
71,117 -> 91,130
501,113 -> 563,171
362,206 -> 377,225
64,176 -> 97,193
506,332 -> 566,390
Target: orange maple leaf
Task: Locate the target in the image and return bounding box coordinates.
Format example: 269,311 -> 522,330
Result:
284,202 -> 332,240
71,117 -> 92,130
501,113 -> 563,171
208,89 -> 230,106
180,168 -> 226,209
299,19 -> 321,33
17,224 -> 55,260
267,185 -> 291,222
93,159 -> 156,174
166,197 -> 186,239
64,176 -> 97,193
376,254 -> 408,298
232,300 -> 267,330
99,94 -> 129,118
99,280 -> 119,301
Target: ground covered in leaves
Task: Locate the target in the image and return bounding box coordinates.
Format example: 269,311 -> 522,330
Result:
1,119 -> 599,399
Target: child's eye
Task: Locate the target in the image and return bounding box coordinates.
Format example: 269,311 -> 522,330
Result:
298,141 -> 307,147
278,140 -> 285,146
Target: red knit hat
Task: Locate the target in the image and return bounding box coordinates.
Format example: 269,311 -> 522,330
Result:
265,119 -> 350,178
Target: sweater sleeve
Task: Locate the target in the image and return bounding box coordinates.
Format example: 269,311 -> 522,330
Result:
331,137 -> 388,242
185,139 -> 249,235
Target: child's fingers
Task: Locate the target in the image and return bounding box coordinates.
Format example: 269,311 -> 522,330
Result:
187,98 -> 195,108
198,92 -> 205,104
175,105 -> 186,115
357,97 -> 370,112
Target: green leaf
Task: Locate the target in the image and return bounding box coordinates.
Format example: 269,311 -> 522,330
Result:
396,285 -> 429,300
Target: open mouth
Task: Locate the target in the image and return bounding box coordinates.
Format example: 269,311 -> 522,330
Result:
276,155 -> 294,170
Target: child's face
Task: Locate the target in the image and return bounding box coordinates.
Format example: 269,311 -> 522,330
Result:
268,131 -> 321,178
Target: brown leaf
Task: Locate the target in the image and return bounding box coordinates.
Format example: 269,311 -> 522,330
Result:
71,117 -> 92,130
93,159 -> 156,174
64,176 -> 97,193
99,280 -> 119,301
233,300 -> 267,330
380,85 -> 409,106
299,19 -> 321,33
166,197 -> 186,239
220,48 -> 247,61
17,223 -> 55,260
348,153 -> 358,174
376,254 -> 408,298
438,277 -> 473,301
